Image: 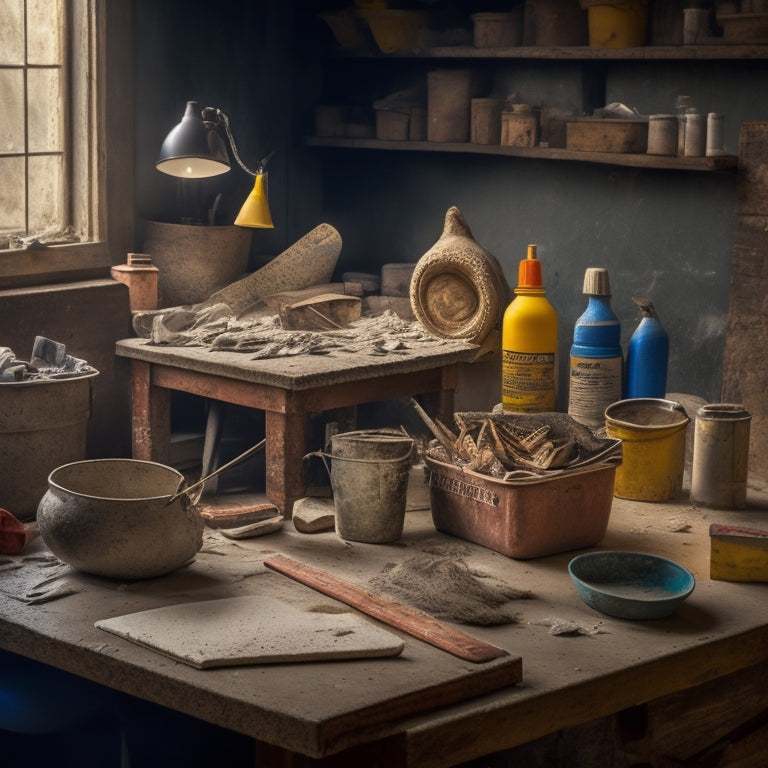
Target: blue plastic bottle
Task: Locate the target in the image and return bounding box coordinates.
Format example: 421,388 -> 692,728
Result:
568,268 -> 623,428
625,296 -> 669,398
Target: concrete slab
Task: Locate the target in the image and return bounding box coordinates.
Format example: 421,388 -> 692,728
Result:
95,594 -> 404,668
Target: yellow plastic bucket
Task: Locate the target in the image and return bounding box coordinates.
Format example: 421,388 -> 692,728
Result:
584,1 -> 649,48
605,398 -> 689,501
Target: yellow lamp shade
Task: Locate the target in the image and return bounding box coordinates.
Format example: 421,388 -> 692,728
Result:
234,173 -> 274,229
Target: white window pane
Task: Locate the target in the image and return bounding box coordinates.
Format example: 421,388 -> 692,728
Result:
0,0 -> 24,65
28,153 -> 64,233
26,0 -> 63,65
0,68 -> 24,153
27,66 -> 63,152
0,156 -> 26,233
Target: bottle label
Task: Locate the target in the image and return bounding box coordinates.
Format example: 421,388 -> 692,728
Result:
501,350 -> 556,411
568,355 -> 623,428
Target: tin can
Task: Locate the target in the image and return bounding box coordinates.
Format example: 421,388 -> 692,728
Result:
647,114 -> 678,156
690,403 -> 751,509
706,112 -> 724,156
683,113 -> 707,157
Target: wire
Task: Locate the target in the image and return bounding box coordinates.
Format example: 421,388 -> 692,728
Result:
202,107 -> 274,177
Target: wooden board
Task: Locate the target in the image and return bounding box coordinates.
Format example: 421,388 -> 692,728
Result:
264,554 -> 515,665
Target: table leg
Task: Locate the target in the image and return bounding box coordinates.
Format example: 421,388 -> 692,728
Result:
265,409 -> 308,517
130,360 -> 171,464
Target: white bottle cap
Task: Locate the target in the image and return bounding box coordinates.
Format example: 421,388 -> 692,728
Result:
583,267 -> 611,296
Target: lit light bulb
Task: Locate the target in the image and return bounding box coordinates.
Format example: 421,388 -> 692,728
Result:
185,165 -> 193,175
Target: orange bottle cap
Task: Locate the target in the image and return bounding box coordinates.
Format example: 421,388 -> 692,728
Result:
517,244 -> 543,288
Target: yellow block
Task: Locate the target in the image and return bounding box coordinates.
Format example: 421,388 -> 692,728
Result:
709,523 -> 768,582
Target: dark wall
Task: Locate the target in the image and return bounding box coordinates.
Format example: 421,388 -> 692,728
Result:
133,1 -> 764,407
132,0 -> 313,267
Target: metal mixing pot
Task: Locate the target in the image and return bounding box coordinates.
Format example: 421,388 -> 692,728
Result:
37,458 -> 204,580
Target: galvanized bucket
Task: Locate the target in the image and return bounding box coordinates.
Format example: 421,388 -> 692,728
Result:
323,429 -> 414,544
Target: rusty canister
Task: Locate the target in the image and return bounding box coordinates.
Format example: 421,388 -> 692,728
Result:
690,403 -> 751,509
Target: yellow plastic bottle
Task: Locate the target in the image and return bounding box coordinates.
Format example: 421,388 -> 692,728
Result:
501,244 -> 558,412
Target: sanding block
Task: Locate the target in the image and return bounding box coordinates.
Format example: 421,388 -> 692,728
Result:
709,523 -> 768,582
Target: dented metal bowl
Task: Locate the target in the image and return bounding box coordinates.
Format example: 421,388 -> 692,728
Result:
37,459 -> 203,580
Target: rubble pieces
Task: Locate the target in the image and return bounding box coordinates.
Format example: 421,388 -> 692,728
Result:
414,406 -> 622,481
0,337 -> 97,382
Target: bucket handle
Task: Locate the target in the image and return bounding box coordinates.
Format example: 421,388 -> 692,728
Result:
304,445 -> 415,482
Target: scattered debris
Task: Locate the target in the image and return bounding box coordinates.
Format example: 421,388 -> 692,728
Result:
414,406 -> 622,480
532,617 -> 609,637
0,336 -> 97,382
292,497 -> 335,533
199,500 -> 279,529
370,544 -> 532,626
133,304 -> 463,360
219,516 -> 284,540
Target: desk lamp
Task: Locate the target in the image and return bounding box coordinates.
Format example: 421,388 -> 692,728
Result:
156,100 -> 274,228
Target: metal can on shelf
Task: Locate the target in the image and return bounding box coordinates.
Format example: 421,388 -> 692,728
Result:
647,114 -> 678,156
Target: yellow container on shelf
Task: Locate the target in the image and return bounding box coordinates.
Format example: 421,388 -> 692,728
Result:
358,9 -> 427,53
581,0 -> 649,48
605,398 -> 689,501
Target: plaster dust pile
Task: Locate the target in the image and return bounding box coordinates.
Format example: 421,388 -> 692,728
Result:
370,544 -> 532,626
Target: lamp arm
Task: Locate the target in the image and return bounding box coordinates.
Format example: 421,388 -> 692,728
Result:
203,107 -> 274,176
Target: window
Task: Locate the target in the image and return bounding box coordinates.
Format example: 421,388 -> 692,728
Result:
1,0 -> 67,240
0,0 -> 132,289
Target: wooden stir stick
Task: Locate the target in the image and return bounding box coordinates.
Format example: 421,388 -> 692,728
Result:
263,554 -> 510,663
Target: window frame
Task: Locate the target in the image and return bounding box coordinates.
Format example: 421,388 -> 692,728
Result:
0,0 -> 132,290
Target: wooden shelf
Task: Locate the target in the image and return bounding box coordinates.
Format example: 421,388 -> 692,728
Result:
305,136 -> 738,172
330,44 -> 768,61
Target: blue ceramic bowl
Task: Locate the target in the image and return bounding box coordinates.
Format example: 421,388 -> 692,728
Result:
568,551 -> 695,620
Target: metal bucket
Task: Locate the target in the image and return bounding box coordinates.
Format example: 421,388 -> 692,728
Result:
0,371 -> 98,521
605,398 -> 689,501
327,429 -> 414,544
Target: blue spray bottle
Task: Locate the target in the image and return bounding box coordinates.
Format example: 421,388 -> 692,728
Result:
625,296 -> 669,399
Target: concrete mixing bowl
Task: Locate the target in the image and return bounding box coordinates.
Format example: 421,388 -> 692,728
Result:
37,459 -> 204,580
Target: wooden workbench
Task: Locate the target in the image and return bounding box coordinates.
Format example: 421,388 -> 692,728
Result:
2,481 -> 768,767
115,335 -> 478,515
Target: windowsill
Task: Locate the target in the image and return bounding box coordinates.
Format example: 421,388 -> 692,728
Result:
0,242 -> 114,290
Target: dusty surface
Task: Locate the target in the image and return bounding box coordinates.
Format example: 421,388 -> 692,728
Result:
1,480 -> 768,764
116,318 -> 479,391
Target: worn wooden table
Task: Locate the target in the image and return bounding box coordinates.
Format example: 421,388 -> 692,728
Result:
115,335 -> 478,515
2,482 -> 768,767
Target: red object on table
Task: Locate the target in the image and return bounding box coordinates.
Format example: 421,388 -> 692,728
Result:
0,508 -> 29,555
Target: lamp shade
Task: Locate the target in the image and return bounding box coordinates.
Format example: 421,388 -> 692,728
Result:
234,173 -> 274,229
156,101 -> 230,178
